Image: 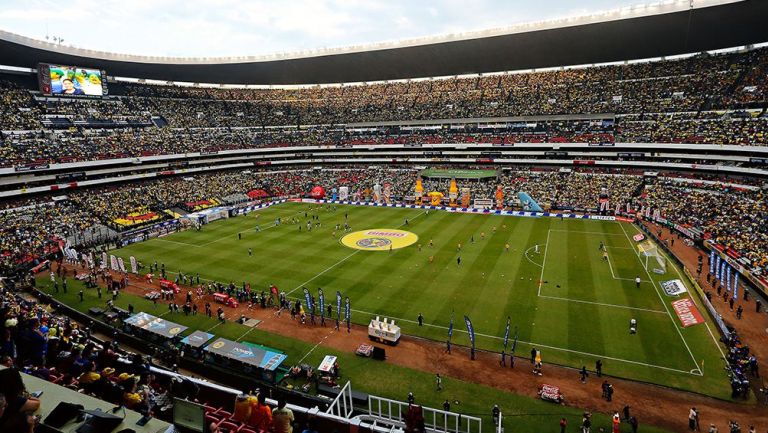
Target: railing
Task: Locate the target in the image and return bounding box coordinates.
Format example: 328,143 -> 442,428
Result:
326,380 -> 355,419
368,394 -> 482,433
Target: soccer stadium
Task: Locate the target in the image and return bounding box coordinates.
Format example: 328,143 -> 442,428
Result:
0,0 -> 767,432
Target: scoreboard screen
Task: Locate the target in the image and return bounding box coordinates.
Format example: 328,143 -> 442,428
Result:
38,63 -> 108,97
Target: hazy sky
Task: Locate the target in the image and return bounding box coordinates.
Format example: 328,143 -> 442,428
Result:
0,0 -> 655,57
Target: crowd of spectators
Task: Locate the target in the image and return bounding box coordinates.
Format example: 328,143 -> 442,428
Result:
637,181 -> 768,273
0,201 -> 100,273
0,276 -> 218,430
0,47 -> 767,165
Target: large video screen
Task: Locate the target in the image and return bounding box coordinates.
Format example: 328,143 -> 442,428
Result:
38,63 -> 108,97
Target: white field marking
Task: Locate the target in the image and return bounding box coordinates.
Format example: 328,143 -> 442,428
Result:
605,246 -> 635,250
606,253 -> 651,283
538,295 -> 667,314
155,238 -> 202,248
659,237 -> 729,363
538,228 -> 667,314
351,307 -> 700,376
285,250 -> 362,296
524,245 -> 543,268
285,210 -> 427,296
152,209 -> 305,248
297,330 -> 335,364
235,327 -> 255,342
618,222 -> 702,373
205,322 -> 223,332
198,222 -> 281,247
198,208 -> 307,248
548,230 -> 627,236
537,230 -> 552,296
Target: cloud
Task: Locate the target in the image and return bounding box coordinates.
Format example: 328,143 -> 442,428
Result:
0,0 -> 645,57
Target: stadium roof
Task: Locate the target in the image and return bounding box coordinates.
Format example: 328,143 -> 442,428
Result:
1,0 -> 767,85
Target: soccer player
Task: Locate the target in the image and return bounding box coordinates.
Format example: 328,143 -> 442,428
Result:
457,255 -> 461,266
635,276 -> 641,288
248,248 -> 252,256
534,244 -> 539,254
599,241 -> 605,251
429,239 -> 434,248
505,243 -> 509,252
603,251 -> 609,261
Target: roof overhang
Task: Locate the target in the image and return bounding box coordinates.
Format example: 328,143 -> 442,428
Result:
0,0 -> 766,84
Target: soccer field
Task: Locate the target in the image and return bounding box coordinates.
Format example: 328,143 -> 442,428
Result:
116,202 -> 728,397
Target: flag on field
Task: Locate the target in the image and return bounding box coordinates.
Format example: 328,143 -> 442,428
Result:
101,252 -> 107,269
318,288 -> 325,318
129,256 -> 138,274
464,315 -> 475,349
733,273 -> 740,300
303,287 -> 313,311
709,250 -> 715,275
110,255 -> 118,271
118,257 -> 126,273
336,291 -> 342,321
511,326 -> 519,354
344,297 -> 351,322
447,312 -> 454,340
503,316 -> 511,351
726,266 -> 732,293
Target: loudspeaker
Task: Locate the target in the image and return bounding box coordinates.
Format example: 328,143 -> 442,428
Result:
372,347 -> 386,360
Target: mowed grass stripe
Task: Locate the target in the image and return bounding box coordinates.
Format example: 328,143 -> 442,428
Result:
114,203 -> 727,395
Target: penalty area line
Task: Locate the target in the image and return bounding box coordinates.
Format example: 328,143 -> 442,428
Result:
618,222 -> 702,374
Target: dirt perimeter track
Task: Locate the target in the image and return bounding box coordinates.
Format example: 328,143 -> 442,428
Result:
57,228 -> 768,433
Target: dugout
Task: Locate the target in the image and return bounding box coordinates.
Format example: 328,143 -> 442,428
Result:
122,311 -> 188,355
204,337 -> 289,384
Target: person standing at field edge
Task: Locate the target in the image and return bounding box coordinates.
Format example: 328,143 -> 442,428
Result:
596,359 -> 603,376
418,313 -> 423,326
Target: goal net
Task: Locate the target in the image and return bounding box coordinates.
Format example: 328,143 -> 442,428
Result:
638,240 -> 667,275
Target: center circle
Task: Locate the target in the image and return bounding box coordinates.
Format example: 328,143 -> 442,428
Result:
341,229 -> 419,251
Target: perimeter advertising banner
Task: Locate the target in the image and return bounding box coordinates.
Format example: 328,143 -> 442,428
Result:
671,298 -> 705,327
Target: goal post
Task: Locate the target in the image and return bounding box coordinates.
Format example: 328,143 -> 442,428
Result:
638,240 -> 667,275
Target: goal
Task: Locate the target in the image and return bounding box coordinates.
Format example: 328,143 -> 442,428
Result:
638,241 -> 667,274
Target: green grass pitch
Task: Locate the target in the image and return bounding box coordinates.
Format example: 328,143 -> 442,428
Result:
113,202 -> 728,398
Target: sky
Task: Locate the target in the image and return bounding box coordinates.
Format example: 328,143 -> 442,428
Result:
0,0 -> 654,58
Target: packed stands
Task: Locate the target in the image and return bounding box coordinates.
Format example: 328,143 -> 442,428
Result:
0,47 -> 767,166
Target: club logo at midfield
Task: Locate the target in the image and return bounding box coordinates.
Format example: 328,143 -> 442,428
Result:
356,237 -> 392,248
341,229 -> 418,251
